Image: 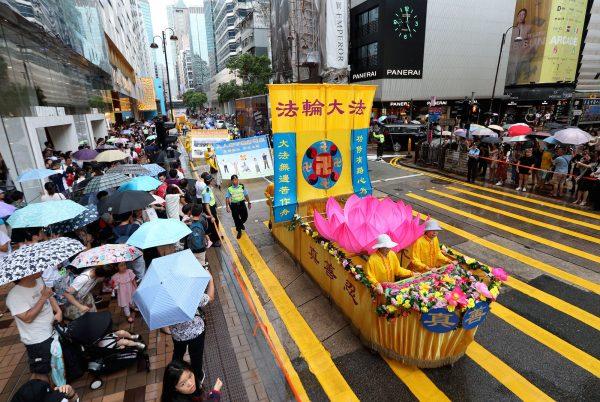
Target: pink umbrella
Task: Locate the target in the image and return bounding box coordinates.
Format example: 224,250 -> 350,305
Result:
508,123 -> 532,137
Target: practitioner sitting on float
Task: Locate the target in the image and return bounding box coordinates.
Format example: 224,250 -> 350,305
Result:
408,220 -> 457,272
366,234 -> 413,295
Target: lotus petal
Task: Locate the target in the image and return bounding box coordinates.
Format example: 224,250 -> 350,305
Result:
332,224 -> 363,254
313,209 -> 333,240
326,197 -> 344,221
344,194 -> 362,221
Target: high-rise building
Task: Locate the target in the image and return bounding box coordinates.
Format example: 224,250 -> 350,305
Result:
138,0 -> 157,66
204,0 -> 217,76
167,0 -> 191,98
189,6 -> 209,63
212,0 -> 238,73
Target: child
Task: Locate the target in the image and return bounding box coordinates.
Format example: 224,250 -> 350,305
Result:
111,262 -> 138,323
97,329 -> 145,350
187,204 -> 210,266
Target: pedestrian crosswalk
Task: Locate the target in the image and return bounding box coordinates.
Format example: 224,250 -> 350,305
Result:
226,160 -> 599,401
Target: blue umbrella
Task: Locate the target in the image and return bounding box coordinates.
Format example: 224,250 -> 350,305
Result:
133,249 -> 211,330
48,204 -> 99,234
142,163 -> 165,177
544,136 -> 561,145
118,176 -> 161,192
17,168 -> 56,182
126,218 -> 191,249
7,200 -> 86,228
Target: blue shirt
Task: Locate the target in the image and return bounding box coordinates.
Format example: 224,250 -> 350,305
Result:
468,148 -> 480,158
552,155 -> 572,174
225,185 -> 249,199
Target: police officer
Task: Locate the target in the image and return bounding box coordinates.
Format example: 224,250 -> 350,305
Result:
372,125 -> 385,160
225,174 -> 251,239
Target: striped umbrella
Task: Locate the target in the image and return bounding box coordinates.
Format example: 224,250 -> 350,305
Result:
142,163 -> 166,176
83,173 -> 131,194
107,164 -> 150,176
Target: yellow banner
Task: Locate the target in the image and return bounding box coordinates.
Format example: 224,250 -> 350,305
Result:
269,84 -> 376,204
138,77 -> 157,111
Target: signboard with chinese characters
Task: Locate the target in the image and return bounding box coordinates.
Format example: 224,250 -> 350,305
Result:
138,77 -> 157,111
268,84 -> 376,222
213,136 -> 274,180
189,129 -> 230,159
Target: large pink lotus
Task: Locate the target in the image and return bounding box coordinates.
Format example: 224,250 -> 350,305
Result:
313,195 -> 426,255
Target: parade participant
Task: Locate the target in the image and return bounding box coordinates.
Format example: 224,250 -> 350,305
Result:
264,182 -> 274,229
6,273 -> 62,382
365,234 -> 412,295
408,220 -> 454,272
225,175 -> 251,239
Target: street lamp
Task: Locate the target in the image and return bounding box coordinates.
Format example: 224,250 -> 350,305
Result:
489,26 -> 523,114
150,28 -> 178,121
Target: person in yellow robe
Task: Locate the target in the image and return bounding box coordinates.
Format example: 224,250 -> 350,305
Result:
265,183 -> 274,229
366,234 -> 413,294
409,220 -> 455,272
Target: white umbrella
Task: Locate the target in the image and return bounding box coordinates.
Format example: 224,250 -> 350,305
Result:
488,124 -> 504,132
470,128 -> 497,137
552,128 -> 592,145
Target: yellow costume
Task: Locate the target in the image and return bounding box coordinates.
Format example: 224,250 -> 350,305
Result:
365,251 -> 412,286
204,149 -> 218,171
265,183 -> 274,207
409,235 -> 452,272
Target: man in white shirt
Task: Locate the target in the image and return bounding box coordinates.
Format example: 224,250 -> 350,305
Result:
6,272 -> 63,381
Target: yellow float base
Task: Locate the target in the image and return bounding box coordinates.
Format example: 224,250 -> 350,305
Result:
270,198 -> 476,367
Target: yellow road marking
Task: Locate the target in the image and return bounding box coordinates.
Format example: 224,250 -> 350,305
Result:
445,186 -> 600,231
221,231 -> 310,402
445,247 -> 600,331
410,210 -> 600,294
188,158 -> 310,401
407,193 -> 600,264
491,303 -> 600,377
465,343 -> 554,402
383,357 -> 450,402
235,230 -> 358,401
389,158 -> 600,220
428,189 -> 600,245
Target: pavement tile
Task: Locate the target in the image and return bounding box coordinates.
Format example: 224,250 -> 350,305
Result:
102,391 -> 124,402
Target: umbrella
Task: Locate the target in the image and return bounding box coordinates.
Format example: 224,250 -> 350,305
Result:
71,244 -> 142,268
126,218 -> 191,249
528,131 -> 551,138
454,129 -> 467,138
470,127 -> 497,137
441,130 -> 452,136
118,176 -> 161,192
106,137 -> 118,143
48,204 -> 99,234
96,144 -> 117,151
94,150 -> 128,163
543,136 -> 561,145
0,238 -> 84,285
72,149 -> 98,161
377,116 -> 387,123
7,200 -> 86,228
17,168 -> 56,182
133,249 -> 211,330
410,120 -> 421,125
508,123 -> 532,137
98,190 -> 154,214
552,127 -> 592,145
107,164 -> 150,176
84,173 -> 131,194
142,163 -> 165,176
121,129 -> 132,135
482,137 -> 502,144
503,135 -> 530,143
146,135 -> 157,141
488,124 -> 504,132
0,201 -> 16,218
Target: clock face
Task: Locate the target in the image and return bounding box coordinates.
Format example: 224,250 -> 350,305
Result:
392,5 -> 420,40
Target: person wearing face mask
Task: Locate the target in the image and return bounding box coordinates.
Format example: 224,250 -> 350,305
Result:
408,220 -> 456,272
161,360 -> 222,402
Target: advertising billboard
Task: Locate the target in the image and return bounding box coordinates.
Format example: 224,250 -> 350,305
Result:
506,0 -> 587,86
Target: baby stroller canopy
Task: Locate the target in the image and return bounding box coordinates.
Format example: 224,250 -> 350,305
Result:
62,311 -> 112,345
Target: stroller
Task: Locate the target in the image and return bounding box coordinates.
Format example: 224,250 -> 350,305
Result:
55,311 -> 150,390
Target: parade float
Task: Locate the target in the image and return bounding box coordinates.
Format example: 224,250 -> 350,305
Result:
266,84 -> 507,367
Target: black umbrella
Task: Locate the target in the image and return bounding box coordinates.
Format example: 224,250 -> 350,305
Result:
482,137 -> 502,144
99,190 -> 154,215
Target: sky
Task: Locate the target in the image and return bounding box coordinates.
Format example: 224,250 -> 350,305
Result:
147,0 -> 204,36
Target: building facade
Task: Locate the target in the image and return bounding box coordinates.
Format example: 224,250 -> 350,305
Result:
167,0 -> 192,98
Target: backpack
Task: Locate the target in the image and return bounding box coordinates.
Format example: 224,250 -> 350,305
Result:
187,219 -> 208,252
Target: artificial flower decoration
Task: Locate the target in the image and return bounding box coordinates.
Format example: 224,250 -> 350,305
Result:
313,195 -> 426,255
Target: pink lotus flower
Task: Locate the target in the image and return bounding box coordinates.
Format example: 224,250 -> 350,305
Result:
492,267 -> 508,282
444,288 -> 467,307
474,282 -> 493,299
313,195 -> 426,255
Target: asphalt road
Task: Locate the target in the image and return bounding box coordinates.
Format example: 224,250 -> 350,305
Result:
215,157 -> 600,401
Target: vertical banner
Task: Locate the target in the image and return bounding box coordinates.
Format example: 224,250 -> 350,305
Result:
269,84 -> 376,222
351,128 -> 372,196
325,0 -> 349,69
273,132 -> 297,223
